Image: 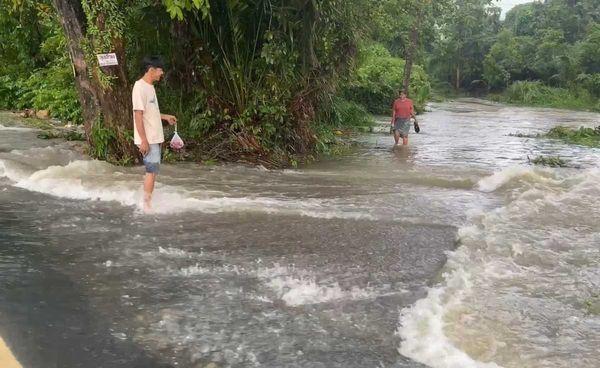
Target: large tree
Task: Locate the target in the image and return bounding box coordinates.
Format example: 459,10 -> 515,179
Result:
52,0 -> 134,161
366,0 -> 451,94
427,0 -> 501,90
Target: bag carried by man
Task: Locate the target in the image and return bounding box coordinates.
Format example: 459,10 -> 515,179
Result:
170,124 -> 184,150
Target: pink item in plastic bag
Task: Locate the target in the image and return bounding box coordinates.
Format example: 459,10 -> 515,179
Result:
170,124 -> 184,150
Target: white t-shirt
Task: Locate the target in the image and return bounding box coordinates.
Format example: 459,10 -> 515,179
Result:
132,79 -> 164,144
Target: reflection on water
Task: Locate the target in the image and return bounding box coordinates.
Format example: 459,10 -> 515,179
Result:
0,101 -> 599,368
392,145 -> 413,162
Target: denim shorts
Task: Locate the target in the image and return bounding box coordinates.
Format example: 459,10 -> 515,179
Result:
142,143 -> 161,173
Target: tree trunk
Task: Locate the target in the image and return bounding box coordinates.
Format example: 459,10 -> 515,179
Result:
402,23 -> 419,94
52,0 -> 99,140
456,65 -> 461,90
52,0 -> 134,161
90,39 -> 134,160
299,0 -> 319,72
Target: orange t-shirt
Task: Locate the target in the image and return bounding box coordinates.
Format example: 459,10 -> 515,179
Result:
393,98 -> 414,119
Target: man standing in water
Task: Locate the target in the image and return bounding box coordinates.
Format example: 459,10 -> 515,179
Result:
391,90 -> 416,146
132,56 -> 177,211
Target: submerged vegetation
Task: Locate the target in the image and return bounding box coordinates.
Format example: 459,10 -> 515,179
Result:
512,125 -> 600,166
545,126 -> 600,148
512,125 -> 600,149
584,294 -> 600,315
527,155 -> 567,168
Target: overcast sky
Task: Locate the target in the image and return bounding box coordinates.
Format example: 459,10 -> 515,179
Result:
497,0 -> 532,14
496,0 -> 535,17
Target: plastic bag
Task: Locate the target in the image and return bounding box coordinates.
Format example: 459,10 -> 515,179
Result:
413,119 -> 420,133
170,125 -> 184,150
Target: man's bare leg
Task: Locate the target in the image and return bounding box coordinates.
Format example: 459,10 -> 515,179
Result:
393,130 -> 401,145
143,173 -> 156,211
403,136 -> 409,145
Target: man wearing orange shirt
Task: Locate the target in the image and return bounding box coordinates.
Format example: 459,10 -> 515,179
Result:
390,90 -> 416,146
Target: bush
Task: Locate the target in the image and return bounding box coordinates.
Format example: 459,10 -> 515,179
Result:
0,76 -> 25,109
504,81 -> 598,111
20,63 -> 82,123
324,96 -> 374,128
575,73 -> 600,97
0,63 -> 81,123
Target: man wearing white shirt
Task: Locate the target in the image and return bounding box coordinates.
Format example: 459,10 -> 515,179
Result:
132,56 -> 177,211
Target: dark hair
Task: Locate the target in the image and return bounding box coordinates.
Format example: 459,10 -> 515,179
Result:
399,90 -> 407,95
142,56 -> 166,73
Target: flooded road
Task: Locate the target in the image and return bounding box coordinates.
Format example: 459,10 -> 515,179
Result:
1,99 -> 599,367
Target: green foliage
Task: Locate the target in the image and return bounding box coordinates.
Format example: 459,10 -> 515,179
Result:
150,0 -> 362,163
575,73 -> 600,96
483,1 -> 600,101
312,123 -> 352,157
483,31 -> 536,88
528,155 -> 567,168
504,2 -> 539,36
502,81 -> 598,111
37,129 -> 85,141
578,22 -> 600,75
545,125 -> 600,148
89,123 -> 116,159
343,44 -> 430,114
162,0 -> 210,20
19,64 -> 82,122
427,0 -> 501,90
80,0 -> 128,89
322,96 -> 374,128
0,0 -> 82,122
0,76 -> 24,109
511,125 -> 600,149
532,29 -> 574,83
584,294 -> 600,315
365,0 -> 453,58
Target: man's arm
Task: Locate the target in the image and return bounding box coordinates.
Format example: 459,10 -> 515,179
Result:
160,114 -> 177,125
134,110 -> 149,155
391,102 -> 396,125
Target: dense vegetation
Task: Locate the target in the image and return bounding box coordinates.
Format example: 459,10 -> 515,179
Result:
0,2 -> 82,122
2,0 -> 440,165
484,1 -> 600,110
1,0 -> 599,166
426,0 -> 600,110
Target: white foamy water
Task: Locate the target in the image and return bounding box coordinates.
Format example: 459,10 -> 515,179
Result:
0,156 -> 375,219
399,167 -> 600,368
158,246 -> 191,257
171,262 -> 376,307
257,265 -> 374,306
0,123 -> 34,131
3,100 -> 600,368
476,166 -> 546,192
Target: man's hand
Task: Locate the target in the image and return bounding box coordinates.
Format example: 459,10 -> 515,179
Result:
139,140 -> 150,156
162,114 -> 177,125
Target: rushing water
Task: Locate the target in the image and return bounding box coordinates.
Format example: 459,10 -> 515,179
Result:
0,99 -> 599,368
